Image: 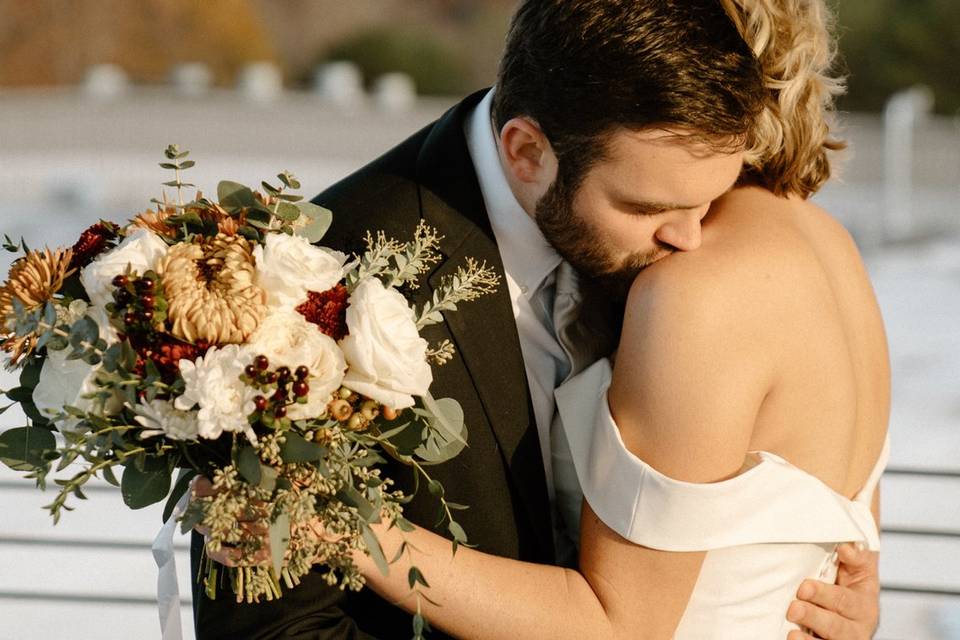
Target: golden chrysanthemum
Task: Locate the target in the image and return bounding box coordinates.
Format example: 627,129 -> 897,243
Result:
0,247 -> 75,365
158,234 -> 266,345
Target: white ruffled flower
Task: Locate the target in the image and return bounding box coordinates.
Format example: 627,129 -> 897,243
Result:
175,345 -> 257,443
246,310 -> 347,419
80,228 -> 167,342
253,233 -> 348,310
80,228 -> 168,308
134,398 -> 199,441
32,348 -> 121,429
339,278 -> 432,409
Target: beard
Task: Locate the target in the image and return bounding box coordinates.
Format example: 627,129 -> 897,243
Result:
533,173 -> 669,301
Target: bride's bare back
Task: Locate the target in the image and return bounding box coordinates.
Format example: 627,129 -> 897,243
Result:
612,186 -> 889,501
710,186 -> 889,499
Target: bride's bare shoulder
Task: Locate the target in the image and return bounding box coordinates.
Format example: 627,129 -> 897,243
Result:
623,186 -> 853,359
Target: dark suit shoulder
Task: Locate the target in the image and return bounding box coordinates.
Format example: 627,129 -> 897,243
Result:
311,122 -> 435,253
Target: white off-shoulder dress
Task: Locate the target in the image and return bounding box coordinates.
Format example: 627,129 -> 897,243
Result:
552,359 -> 888,638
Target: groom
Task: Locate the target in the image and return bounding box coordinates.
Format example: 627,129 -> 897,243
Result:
192,1 -> 880,638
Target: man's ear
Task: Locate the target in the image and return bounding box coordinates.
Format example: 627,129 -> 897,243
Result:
498,117 -> 557,185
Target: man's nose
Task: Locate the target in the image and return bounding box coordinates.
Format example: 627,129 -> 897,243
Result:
655,211 -> 703,252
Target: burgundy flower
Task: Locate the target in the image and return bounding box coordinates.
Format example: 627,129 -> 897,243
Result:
296,284 -> 349,341
69,221 -> 119,270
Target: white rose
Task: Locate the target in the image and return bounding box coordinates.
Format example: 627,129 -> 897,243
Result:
32,348 -> 121,428
253,233 -> 348,310
339,278 -> 432,409
246,310 -> 346,419
175,345 -> 258,443
80,228 -> 169,309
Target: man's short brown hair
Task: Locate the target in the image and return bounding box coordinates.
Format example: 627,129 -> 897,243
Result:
493,0 -> 765,188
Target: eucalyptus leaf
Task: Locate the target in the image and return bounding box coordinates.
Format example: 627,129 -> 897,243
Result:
414,394 -> 468,464
278,432 -> 325,463
0,426 -> 56,471
362,524 -> 389,577
237,446 -> 262,486
258,464 -> 278,493
121,463 -> 171,510
6,386 -> 33,404
268,512 -> 291,576
448,520 -> 467,544
217,181 -> 256,210
295,203 -> 333,244
407,566 -> 430,589
274,201 -> 300,221
162,468 -> 197,523
19,359 -> 42,390
336,483 -> 376,521
102,464 -> 120,487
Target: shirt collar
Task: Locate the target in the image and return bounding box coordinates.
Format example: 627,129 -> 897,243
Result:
465,89 -> 562,298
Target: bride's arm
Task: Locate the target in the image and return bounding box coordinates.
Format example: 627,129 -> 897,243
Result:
353,266 -> 768,640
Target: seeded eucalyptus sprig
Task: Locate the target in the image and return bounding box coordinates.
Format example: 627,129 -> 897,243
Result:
156,144 -> 196,208
416,258 -> 501,329
350,221 -> 443,291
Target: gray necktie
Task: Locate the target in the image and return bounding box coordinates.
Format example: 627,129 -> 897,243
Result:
549,260 -> 600,562
552,260 -> 595,382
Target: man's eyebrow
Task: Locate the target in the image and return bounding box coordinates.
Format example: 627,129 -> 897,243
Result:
631,200 -> 699,214
628,181 -> 740,215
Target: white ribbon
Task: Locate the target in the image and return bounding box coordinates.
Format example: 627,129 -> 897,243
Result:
152,490 -> 190,640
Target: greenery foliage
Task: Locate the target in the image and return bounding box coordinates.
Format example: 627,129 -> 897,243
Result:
323,27 -> 473,96
836,0 -> 960,114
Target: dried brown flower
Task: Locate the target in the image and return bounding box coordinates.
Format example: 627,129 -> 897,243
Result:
158,234 -> 266,345
0,247 -> 75,365
131,206 -> 178,238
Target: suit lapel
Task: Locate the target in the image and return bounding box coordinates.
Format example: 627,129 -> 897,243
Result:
416,92 -> 555,558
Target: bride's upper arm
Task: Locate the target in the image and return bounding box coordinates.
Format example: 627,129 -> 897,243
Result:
607,255 -> 777,484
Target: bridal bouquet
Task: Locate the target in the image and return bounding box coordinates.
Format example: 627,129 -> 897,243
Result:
0,147 -> 496,621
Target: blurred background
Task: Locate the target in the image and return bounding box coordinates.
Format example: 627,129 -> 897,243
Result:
0,1 -> 957,638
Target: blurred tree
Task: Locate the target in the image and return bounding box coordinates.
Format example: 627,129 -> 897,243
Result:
0,0 -> 275,86
322,27 -> 472,96
835,0 -> 960,113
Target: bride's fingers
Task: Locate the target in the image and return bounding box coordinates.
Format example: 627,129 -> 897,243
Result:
191,475 -> 215,497
787,599 -> 851,640
786,632 -> 817,640
206,542 -> 271,567
796,579 -> 866,621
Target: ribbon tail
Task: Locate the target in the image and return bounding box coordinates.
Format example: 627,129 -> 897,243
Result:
153,490 -> 191,640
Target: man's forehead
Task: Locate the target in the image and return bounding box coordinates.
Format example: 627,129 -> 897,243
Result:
611,126 -> 745,158
593,128 -> 745,206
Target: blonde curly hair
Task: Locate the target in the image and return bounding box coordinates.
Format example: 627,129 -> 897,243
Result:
719,0 -> 846,198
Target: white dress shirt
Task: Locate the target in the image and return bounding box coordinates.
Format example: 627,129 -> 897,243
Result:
464,89 -> 571,507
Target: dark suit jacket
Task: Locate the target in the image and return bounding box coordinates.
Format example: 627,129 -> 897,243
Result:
191,89 -> 557,639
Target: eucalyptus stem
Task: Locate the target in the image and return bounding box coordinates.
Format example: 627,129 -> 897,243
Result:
409,458 -> 456,529
175,166 -> 184,207
37,321 -> 105,358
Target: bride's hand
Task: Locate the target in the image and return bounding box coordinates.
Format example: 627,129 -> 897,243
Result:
191,475 -> 342,568
191,475 -> 270,567
786,543 -> 880,640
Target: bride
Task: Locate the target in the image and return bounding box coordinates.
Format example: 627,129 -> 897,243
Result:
207,1 -> 887,638
354,0 -> 887,636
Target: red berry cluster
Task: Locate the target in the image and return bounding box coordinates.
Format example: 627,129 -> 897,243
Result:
243,355 -> 311,421
111,272 -> 167,334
